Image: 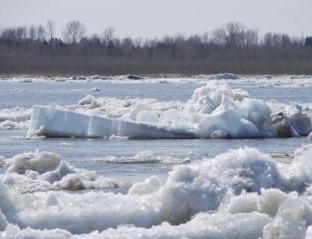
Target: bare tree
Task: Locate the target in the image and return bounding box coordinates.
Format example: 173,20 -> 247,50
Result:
173,33 -> 186,43
134,37 -> 142,48
102,27 -> 115,45
63,20 -> 86,43
291,35 -> 305,47
1,28 -> 16,40
213,22 -> 245,48
90,33 -> 101,44
121,37 -> 134,57
15,26 -> 28,40
243,29 -> 258,47
37,25 -> 46,41
29,25 -> 37,40
305,36 -> 312,47
201,32 -> 209,45
2,21 -> 312,76
211,29 -> 223,45
281,34 -> 291,47
263,32 -> 273,47
46,20 -> 55,40
272,33 -> 282,47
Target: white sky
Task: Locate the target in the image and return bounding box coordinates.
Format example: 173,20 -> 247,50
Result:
0,0 -> 311,39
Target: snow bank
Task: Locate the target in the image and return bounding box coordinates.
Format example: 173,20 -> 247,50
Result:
3,146 -> 312,237
28,82 -> 311,139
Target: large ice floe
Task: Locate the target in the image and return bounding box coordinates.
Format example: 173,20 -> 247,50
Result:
2,144 -> 312,238
27,81 -> 311,139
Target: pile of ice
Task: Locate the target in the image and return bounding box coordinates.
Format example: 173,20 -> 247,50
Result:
0,107 -> 31,130
1,150 -> 117,193
247,75 -> 312,88
289,75 -> 310,80
28,82 -> 311,139
4,74 -> 147,83
3,74 -> 312,87
2,145 -> 312,237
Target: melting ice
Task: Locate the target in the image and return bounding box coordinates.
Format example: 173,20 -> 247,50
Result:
27,82 -> 311,139
2,145 -> 312,238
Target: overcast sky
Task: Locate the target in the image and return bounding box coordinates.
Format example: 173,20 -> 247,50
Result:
0,0 -> 311,39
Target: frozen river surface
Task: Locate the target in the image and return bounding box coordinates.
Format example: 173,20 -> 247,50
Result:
0,75 -> 312,238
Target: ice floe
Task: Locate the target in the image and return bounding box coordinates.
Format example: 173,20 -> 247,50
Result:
0,107 -> 31,130
2,150 -> 118,193
27,82 -> 311,139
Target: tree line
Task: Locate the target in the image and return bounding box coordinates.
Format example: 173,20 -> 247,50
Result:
0,20 -> 312,76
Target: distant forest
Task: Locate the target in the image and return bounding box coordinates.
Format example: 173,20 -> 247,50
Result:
1,20 -> 312,76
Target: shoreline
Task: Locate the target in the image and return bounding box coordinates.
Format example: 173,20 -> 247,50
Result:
1,73 -> 311,79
